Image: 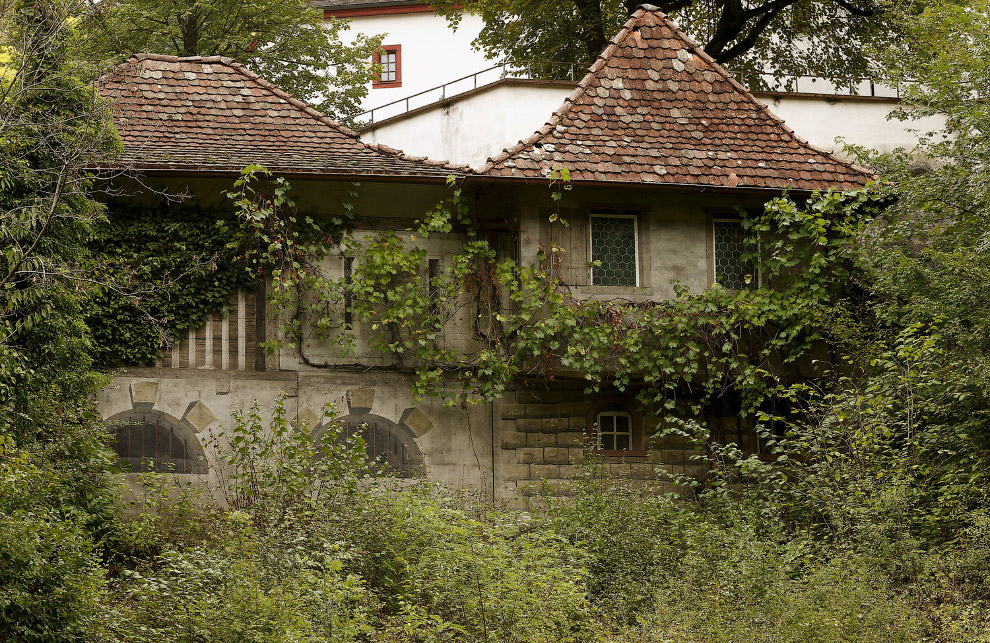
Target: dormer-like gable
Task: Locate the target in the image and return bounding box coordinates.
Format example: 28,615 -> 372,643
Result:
483,6 -> 873,191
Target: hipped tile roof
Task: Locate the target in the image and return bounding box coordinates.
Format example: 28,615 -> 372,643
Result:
98,54 -> 468,180
483,6 -> 873,191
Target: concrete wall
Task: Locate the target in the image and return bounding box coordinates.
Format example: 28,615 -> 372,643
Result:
334,10 -> 489,113
362,81 -> 944,169
100,368 -> 495,495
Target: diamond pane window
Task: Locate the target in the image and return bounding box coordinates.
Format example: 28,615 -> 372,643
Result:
714,219 -> 756,290
595,411 -> 633,452
590,215 -> 638,286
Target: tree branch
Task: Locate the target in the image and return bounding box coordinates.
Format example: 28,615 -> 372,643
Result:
0,164 -> 69,292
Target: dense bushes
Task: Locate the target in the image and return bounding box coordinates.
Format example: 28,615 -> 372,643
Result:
88,394 -> 982,643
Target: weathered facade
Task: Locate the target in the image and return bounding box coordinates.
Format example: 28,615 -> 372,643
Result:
97,8 -> 871,505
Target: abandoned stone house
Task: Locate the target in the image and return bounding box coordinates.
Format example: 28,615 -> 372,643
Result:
96,7 -> 872,504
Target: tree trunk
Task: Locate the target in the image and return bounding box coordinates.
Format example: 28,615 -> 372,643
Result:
181,12 -> 200,56
573,0 -> 608,63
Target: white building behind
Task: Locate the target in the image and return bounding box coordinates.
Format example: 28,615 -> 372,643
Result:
321,0 -> 490,114
326,1 -> 942,171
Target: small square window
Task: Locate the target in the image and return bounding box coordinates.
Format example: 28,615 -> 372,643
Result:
373,45 -> 401,88
590,214 -> 638,286
713,219 -> 756,290
595,411 -> 634,452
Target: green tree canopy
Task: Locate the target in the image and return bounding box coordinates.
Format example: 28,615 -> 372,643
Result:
80,0 -> 383,119
436,0 -> 895,88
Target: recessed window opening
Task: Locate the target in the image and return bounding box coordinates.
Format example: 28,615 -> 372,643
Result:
595,411 -> 634,452
108,411 -> 206,474
713,218 -> 757,290
589,212 -> 639,287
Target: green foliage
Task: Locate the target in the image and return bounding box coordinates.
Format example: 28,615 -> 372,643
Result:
205,393 -> 371,525
105,398 -> 596,643
106,512 -> 376,643
435,0 -> 895,90
84,207 -> 257,367
546,465 -> 929,642
0,383 -> 119,642
79,0 -> 384,119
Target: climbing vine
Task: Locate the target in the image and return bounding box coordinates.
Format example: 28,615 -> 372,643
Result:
85,206 -> 258,366
231,165 -> 883,429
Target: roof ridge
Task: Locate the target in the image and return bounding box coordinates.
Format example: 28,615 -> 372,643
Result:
480,16 -> 639,174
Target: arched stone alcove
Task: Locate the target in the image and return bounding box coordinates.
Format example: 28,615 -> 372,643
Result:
106,409 -> 207,474
314,413 -> 425,478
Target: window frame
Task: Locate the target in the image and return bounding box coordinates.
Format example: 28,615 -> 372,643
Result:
372,44 -> 402,88
712,216 -> 760,290
586,401 -> 645,457
588,211 -> 640,288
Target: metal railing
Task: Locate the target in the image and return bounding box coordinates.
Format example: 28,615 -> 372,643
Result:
356,60 -> 581,125
738,71 -> 902,100
356,61 -> 902,126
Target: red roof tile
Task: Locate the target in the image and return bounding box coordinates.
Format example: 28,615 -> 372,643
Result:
482,7 -> 873,191
98,54 -> 468,180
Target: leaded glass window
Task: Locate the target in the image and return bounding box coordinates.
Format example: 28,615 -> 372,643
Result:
714,219 -> 756,290
595,411 -> 633,451
590,214 -> 638,286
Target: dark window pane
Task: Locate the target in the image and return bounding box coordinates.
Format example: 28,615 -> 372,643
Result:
714,220 -> 756,290
591,216 -> 637,286
615,434 -> 630,451
614,414 -> 629,433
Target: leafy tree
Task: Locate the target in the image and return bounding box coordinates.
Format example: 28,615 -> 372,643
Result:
80,0 -> 383,119
436,0 -> 895,89
0,0 -> 123,639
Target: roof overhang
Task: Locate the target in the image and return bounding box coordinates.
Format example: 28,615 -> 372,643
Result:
91,165 -> 466,184
462,174 -> 824,196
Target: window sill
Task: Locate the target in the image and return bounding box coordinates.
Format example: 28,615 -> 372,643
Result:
572,285 -> 646,296
372,81 -> 402,89
591,450 -> 647,458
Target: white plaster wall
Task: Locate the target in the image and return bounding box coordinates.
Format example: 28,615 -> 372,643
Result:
362,83 -> 945,169
752,94 -> 946,157
335,11 -> 490,113
362,82 -> 575,168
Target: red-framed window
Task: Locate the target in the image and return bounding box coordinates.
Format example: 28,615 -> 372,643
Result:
373,45 -> 402,88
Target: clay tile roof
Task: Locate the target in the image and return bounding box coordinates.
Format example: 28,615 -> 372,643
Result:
482,6 -> 873,191
98,54 -> 469,180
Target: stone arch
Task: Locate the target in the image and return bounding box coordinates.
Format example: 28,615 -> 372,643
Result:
106,409 -> 207,474
314,413 -> 425,478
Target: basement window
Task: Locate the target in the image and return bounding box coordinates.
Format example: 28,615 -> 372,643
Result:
589,213 -> 639,286
595,411 -> 634,452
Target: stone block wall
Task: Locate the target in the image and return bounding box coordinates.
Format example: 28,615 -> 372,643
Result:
493,384 -> 709,507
